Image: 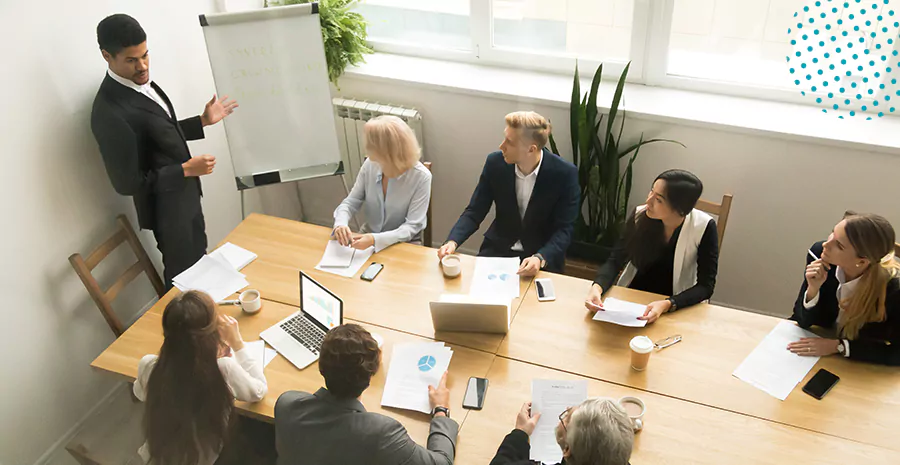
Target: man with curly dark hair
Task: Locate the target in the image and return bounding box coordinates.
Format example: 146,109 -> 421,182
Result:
274,324 -> 458,464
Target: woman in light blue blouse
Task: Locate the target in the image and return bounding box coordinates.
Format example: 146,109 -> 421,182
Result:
332,115 -> 432,253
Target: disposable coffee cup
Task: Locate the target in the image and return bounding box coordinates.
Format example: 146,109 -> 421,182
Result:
441,254 -> 461,278
238,289 -> 262,314
618,396 -> 646,432
630,336 -> 654,371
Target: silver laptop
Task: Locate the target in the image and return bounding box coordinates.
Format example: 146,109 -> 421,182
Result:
429,294 -> 511,334
261,272 -> 343,370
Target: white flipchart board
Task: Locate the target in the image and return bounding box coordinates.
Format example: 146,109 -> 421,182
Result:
199,3 -> 343,189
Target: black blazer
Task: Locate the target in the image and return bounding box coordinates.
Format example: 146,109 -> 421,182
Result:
489,429 -> 559,465
91,74 -> 205,230
791,241 -> 900,365
446,149 -> 580,273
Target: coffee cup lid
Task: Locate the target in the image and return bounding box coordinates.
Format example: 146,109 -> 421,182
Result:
630,336 -> 654,353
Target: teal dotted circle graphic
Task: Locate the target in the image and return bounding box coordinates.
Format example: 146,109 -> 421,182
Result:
788,0 -> 900,119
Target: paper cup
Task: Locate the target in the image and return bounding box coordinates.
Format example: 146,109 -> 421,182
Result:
630,336 -> 654,371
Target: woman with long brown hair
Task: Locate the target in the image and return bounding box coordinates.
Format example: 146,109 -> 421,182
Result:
789,212 -> 900,365
133,290 -> 268,464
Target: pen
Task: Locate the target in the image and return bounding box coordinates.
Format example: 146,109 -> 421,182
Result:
808,249 -> 819,261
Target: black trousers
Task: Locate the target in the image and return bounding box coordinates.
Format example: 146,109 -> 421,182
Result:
153,209 -> 208,289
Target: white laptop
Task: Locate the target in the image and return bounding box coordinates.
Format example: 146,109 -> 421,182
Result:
429,294 -> 511,334
261,272 -> 343,370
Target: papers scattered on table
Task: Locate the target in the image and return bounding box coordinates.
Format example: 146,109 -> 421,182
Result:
315,240 -> 374,278
531,379 -> 588,464
209,242 -> 257,271
244,340 -> 278,368
173,255 -> 249,302
733,321 -> 820,401
591,298 -> 648,328
469,257 -> 520,300
381,342 -> 453,414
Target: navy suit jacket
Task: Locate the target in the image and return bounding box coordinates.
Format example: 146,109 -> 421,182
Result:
446,149 -> 580,273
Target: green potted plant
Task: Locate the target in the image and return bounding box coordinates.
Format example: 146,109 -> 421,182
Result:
266,0 -> 372,84
550,63 -> 684,262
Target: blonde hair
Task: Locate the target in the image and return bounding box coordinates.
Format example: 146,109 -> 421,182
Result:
839,212 -> 900,339
364,115 -> 421,177
563,398 -> 634,465
505,111 -> 551,149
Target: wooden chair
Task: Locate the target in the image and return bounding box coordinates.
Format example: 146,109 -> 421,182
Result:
69,215 -> 165,337
894,243 -> 900,260
695,193 -> 734,250
423,161 -> 434,247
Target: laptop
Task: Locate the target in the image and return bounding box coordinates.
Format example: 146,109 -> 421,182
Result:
429,294 -> 511,334
260,272 -> 343,370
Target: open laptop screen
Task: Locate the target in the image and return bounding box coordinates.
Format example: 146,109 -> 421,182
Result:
300,271 -> 342,331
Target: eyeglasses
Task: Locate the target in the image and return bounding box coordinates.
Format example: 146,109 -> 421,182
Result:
558,406 -> 573,432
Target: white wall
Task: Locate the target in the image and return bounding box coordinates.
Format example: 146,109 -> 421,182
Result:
325,75 -> 900,317
0,1 -> 240,463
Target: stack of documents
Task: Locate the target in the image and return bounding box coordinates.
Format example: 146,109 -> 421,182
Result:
469,256 -> 520,300
591,298 -> 648,328
733,321 -> 820,400
315,240 -> 374,278
209,242 -> 257,271
173,255 -> 249,303
381,342 -> 453,414
531,379 -> 588,464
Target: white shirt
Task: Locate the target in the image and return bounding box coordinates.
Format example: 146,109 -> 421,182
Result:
133,348 -> 268,463
803,266 -> 858,357
107,69 -> 172,118
333,159 -> 432,252
511,153 -> 543,252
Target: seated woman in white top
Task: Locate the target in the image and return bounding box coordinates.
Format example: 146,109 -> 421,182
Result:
332,115 -> 433,252
585,169 -> 719,324
134,290 -> 268,465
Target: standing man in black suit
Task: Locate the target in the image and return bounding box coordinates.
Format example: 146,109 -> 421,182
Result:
91,14 -> 237,288
437,111 -> 579,275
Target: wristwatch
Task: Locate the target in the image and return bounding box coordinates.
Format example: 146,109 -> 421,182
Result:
666,297 -> 678,312
532,253 -> 547,269
431,406 -> 450,418
837,340 -> 846,356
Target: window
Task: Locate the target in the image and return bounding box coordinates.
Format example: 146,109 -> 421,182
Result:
353,0 -> 898,111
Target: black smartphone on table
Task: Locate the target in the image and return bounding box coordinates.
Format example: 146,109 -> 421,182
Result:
360,263 -> 384,281
463,377 -> 489,410
802,369 -> 840,399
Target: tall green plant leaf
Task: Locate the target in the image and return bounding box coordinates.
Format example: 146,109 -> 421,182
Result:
605,63 -> 631,152
548,133 -> 559,155
570,64 -> 581,168
617,139 -> 686,159
585,64 -> 603,133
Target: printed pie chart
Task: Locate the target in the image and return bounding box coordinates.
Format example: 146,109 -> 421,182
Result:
417,355 -> 437,372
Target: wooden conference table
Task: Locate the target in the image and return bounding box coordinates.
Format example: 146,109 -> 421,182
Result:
92,214 -> 899,463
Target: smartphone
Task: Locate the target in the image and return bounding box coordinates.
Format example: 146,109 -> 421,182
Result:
802,369 -> 840,399
360,262 -> 384,282
463,377 -> 489,410
535,278 -> 556,301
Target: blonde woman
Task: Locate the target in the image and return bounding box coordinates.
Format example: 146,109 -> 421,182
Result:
789,212 -> 900,365
332,115 -> 432,252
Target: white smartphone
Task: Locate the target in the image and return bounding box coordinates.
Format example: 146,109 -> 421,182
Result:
535,278 -> 556,301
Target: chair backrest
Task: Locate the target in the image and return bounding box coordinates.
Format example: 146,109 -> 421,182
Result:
695,193 -> 734,250
69,215 -> 165,337
423,161 -> 434,247
894,243 -> 900,260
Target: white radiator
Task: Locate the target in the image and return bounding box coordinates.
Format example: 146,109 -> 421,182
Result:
332,98 -> 425,186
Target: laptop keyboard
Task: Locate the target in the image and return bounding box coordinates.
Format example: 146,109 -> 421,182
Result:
279,315 -> 325,354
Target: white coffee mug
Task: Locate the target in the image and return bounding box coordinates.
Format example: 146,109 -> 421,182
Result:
618,396 -> 646,432
237,289 -> 262,314
441,254 -> 462,278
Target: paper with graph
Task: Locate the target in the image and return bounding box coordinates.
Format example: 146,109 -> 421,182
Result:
469,257 -> 520,300
381,342 -> 453,413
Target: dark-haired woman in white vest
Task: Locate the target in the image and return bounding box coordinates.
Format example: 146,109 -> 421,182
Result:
585,169 -> 719,324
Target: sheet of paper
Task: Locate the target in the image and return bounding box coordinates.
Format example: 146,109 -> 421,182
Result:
733,321 -> 821,401
315,241 -> 374,278
381,342 -> 453,413
531,379 -> 588,464
469,257 -> 520,300
172,255 -> 249,302
209,242 -> 257,271
591,297 -> 648,328
317,240 -> 357,268
243,340 -> 278,367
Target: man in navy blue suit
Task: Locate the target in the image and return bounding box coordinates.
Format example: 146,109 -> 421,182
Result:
437,111 -> 580,275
